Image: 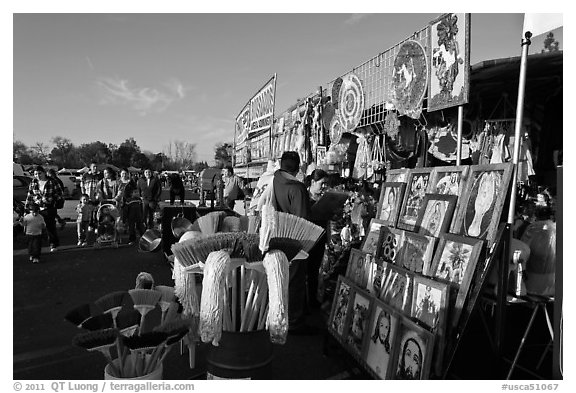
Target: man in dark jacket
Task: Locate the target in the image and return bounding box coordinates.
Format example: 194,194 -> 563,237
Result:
272,151 -> 313,334
137,168 -> 162,229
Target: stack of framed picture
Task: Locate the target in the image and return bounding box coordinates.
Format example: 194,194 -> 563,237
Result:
328,163 -> 514,379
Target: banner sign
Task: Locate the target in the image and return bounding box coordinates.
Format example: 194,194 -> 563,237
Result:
234,74 -> 276,166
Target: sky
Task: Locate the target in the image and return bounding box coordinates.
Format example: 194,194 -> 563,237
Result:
12,9 -> 563,165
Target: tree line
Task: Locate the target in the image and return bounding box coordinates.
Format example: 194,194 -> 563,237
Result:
13,136 -> 235,172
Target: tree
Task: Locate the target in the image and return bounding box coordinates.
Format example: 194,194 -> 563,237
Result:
193,161 -> 209,172
163,140 -> 197,170
542,32 -> 560,53
50,136 -> 78,168
31,142 -> 50,164
131,152 -> 151,169
13,140 -> 28,161
78,141 -> 112,165
112,138 -> 141,169
214,142 -> 233,168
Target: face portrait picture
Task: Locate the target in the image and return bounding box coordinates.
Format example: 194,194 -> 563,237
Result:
395,326 -> 427,380
464,170 -> 502,238
433,171 -> 461,195
347,250 -> 369,289
419,200 -> 445,237
331,280 -> 352,336
435,240 -> 473,285
345,293 -> 371,356
362,220 -> 385,255
365,305 -> 398,379
380,187 -> 397,221
413,283 -> 443,329
384,272 -> 411,313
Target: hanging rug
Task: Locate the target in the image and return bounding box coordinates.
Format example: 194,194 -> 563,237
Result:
338,73 -> 365,133
392,40 -> 428,119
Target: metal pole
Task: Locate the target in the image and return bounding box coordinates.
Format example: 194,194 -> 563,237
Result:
456,106 -> 464,165
507,32 -> 532,225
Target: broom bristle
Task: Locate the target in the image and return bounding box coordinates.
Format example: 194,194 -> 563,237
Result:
221,216 -> 241,232
153,317 -> 193,336
94,291 -> 126,313
247,215 -> 261,234
116,308 -> 141,330
274,212 -> 324,253
196,211 -> 226,234
172,232 -> 249,266
122,331 -> 168,350
81,313 -> 114,331
73,328 -> 119,350
154,285 -> 175,303
128,289 -> 162,307
65,303 -> 93,327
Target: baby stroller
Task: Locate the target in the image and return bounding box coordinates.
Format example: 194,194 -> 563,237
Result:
94,201 -> 121,248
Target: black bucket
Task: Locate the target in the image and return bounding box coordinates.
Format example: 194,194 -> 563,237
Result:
206,330 -> 273,380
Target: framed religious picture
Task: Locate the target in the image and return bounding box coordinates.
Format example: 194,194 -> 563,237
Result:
328,276 -> 354,340
344,288 -> 373,358
427,13 -> 471,112
397,168 -> 434,231
415,194 -> 458,238
385,168 -> 409,183
381,265 -> 413,314
429,233 -> 484,329
410,276 -> 449,331
427,165 -> 470,231
316,145 -> 327,166
451,163 -> 514,247
363,301 -> 400,379
376,182 -> 406,227
391,316 -> 435,380
345,249 -> 370,290
376,226 -> 405,266
397,231 -> 437,275
369,259 -> 390,299
362,218 -> 387,256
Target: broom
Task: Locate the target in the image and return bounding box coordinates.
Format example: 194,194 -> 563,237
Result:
272,212 -> 325,254
154,285 -> 176,324
94,291 -> 126,327
64,303 -> 93,327
196,211 -> 227,234
72,328 -> 121,376
81,313 -> 114,331
221,216 -> 241,232
147,317 -> 194,374
128,289 -> 162,334
122,331 -> 168,378
171,232 -> 251,267
116,308 -> 141,337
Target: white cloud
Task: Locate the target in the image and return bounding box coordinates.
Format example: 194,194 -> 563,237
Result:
344,14 -> 369,26
96,76 -> 187,115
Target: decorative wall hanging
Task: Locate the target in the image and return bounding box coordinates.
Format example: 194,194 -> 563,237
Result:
427,123 -> 471,162
353,135 -> 370,179
329,115 -> 344,145
397,168 -> 434,231
428,13 -> 471,112
332,77 -> 344,109
338,73 -> 365,133
392,40 -> 429,119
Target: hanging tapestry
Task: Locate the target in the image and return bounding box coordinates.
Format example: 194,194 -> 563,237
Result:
428,13 -> 471,112
427,124 -> 470,162
392,40 -> 429,119
338,73 -> 365,133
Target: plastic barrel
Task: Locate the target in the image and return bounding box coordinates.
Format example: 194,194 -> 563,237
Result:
206,330 -> 273,380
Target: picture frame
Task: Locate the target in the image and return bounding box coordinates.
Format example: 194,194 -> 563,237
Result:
363,300 -> 400,379
365,253 -> 382,297
397,231 -> 437,275
429,233 -> 484,330
362,218 -> 387,256
427,165 -> 469,232
451,163 -> 514,247
345,248 -> 370,290
328,276 -> 354,340
385,168 -> 410,183
381,265 -> 413,314
344,288 -> 373,358
410,276 -> 449,331
414,193 -> 458,238
376,182 -> 406,227
375,226 -> 405,266
391,316 -> 435,380
316,145 -> 327,166
397,168 -> 434,231
427,13 -> 471,112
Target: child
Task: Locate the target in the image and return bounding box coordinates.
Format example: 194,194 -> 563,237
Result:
76,193 -> 95,247
23,203 -> 46,263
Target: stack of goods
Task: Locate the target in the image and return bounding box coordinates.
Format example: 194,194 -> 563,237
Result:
170,208 -> 324,346
67,273 -> 195,378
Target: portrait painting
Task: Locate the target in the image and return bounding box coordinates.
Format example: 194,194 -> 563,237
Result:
381,266 -> 413,314
362,219 -> 387,256
411,277 -> 449,331
364,301 -> 399,379
392,317 -> 435,380
377,182 -> 406,227
397,168 -> 434,231
329,277 -> 353,339
316,145 -> 327,166
346,249 -> 369,290
428,165 -> 469,197
385,168 -> 409,183
415,194 -> 458,237
452,163 -> 513,246
429,233 -> 484,331
427,13 -> 471,112
364,254 -> 382,296
345,290 -> 372,357
397,232 -> 437,275
376,226 -> 405,266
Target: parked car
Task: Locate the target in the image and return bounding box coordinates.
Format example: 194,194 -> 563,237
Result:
13,175 -> 31,202
55,171 -> 80,198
